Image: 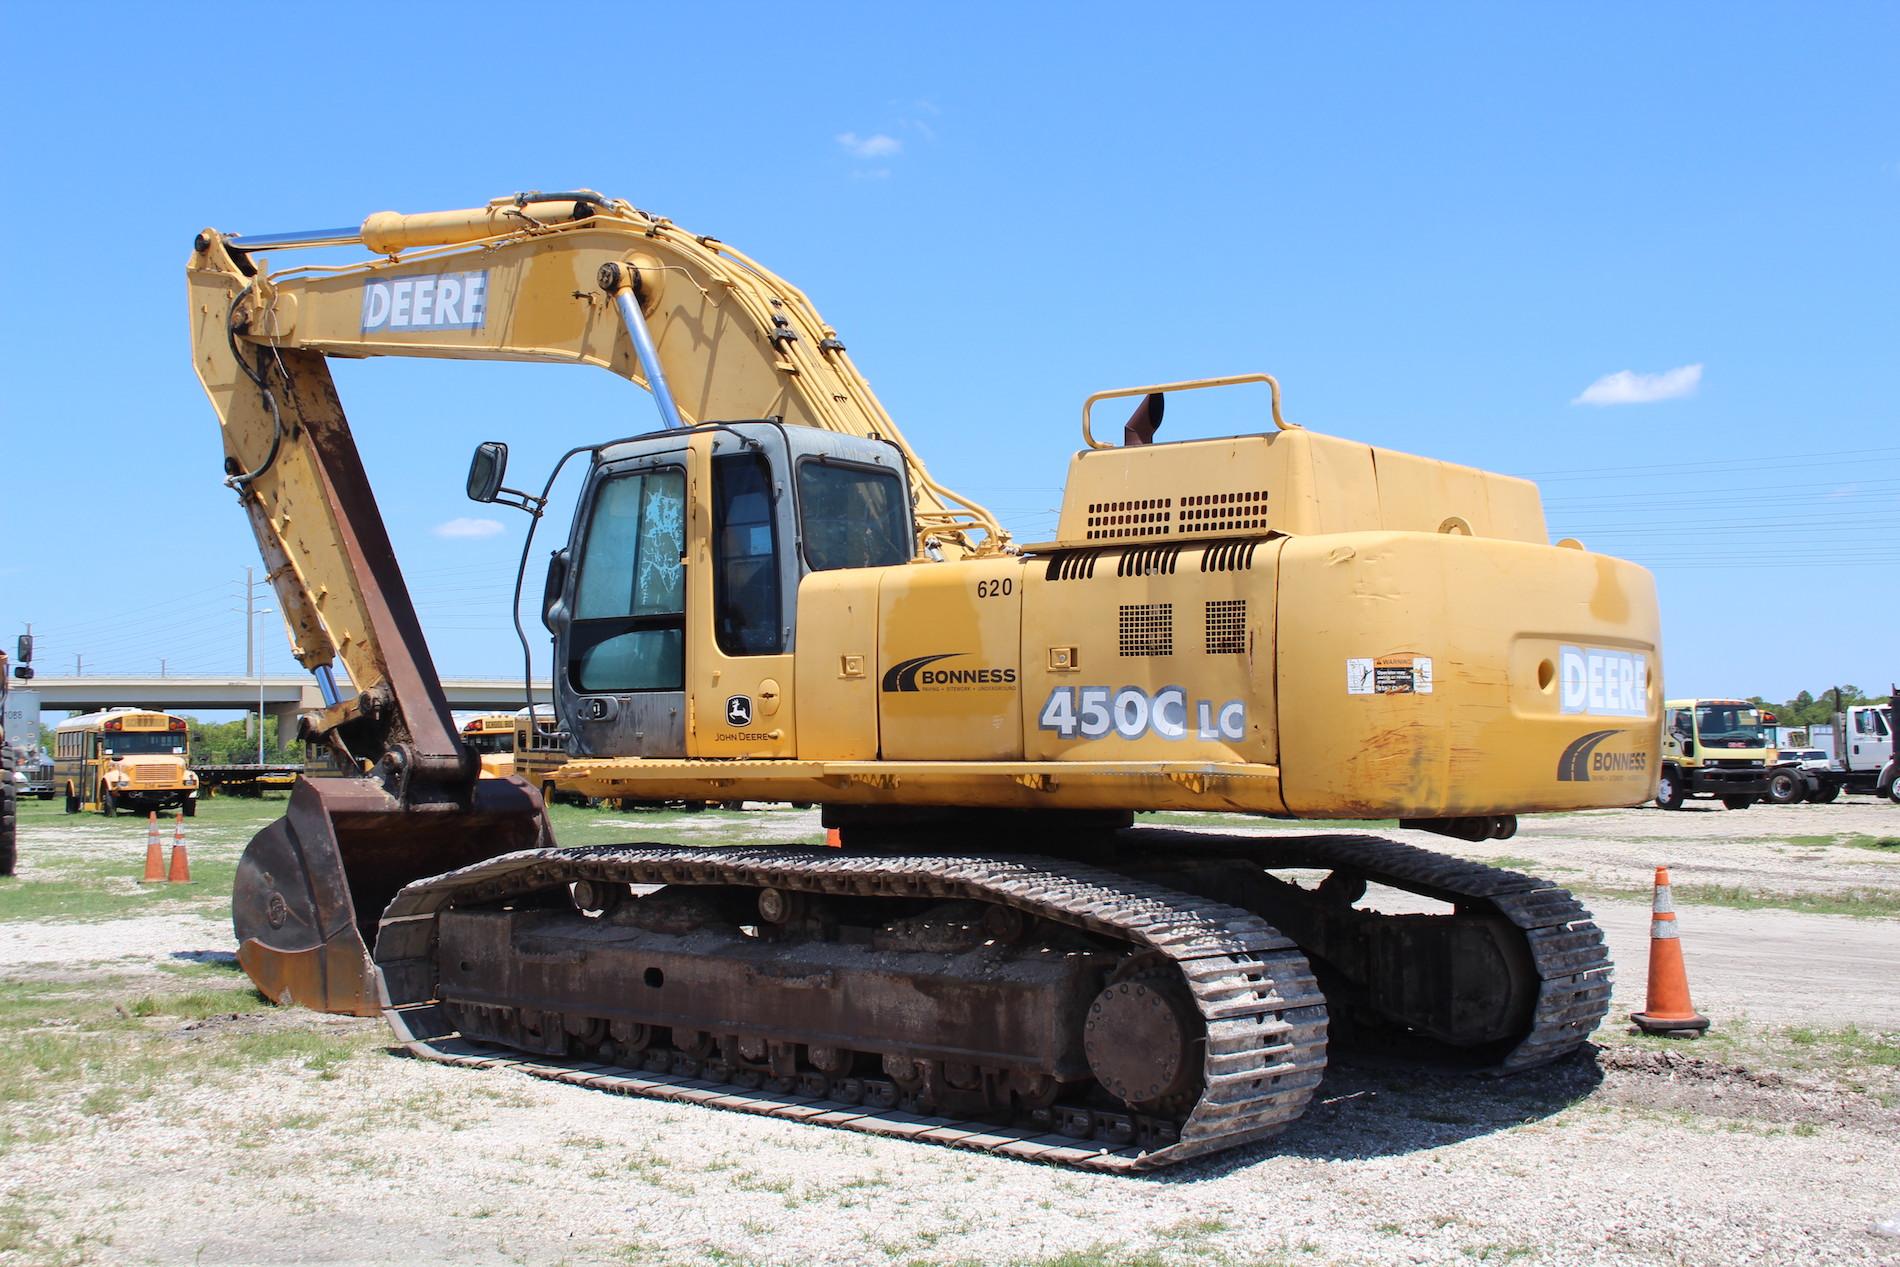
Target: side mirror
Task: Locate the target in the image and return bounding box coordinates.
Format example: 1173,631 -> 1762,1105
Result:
16,633 -> 32,663
1682,740 -> 1695,758
11,665 -> 32,680
467,441 -> 509,504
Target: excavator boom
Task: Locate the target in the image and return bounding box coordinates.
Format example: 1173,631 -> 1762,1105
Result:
189,192 -> 1011,1013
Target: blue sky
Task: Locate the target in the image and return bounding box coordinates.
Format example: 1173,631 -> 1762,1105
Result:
2,4 -> 1894,707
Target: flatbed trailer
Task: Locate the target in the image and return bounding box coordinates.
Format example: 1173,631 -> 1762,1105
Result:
194,764 -> 304,795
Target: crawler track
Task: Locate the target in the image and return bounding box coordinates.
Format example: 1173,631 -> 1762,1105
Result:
1139,832 -> 1613,1070
375,846 -> 1329,1171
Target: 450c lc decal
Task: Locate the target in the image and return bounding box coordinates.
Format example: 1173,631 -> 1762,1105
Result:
1038,685 -> 1246,742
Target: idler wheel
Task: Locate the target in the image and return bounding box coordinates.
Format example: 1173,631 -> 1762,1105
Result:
1083,973 -> 1200,1109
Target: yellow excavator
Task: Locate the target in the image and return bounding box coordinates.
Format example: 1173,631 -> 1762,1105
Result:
189,191 -> 1660,1170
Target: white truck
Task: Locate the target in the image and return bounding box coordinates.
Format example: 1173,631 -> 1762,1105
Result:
1787,688 -> 1896,804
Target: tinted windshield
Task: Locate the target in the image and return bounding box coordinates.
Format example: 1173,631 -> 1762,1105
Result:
462,732 -> 512,755
796,462 -> 912,571
100,731 -> 186,756
1695,705 -> 1765,748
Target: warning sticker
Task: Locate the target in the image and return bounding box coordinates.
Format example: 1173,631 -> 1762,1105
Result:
1347,655 -> 1434,695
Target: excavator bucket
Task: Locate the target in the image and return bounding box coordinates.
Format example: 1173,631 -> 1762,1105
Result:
233,775 -> 548,1016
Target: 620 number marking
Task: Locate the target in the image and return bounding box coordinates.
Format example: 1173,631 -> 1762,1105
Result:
976,578 -> 1014,599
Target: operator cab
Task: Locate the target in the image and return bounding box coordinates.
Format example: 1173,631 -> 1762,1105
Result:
473,421 -> 914,762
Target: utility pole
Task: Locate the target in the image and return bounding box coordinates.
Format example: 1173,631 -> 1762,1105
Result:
159,658 -> 167,678
74,653 -> 82,676
244,566 -> 257,741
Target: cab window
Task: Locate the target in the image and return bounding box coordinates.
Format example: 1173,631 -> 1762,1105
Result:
569,468 -> 686,692
713,453 -> 784,655
796,460 -> 912,572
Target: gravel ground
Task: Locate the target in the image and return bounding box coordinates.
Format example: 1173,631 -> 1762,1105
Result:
1,799 -> 1896,1267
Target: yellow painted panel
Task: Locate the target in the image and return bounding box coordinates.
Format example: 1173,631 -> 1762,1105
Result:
877,559 -> 1026,761
1276,533 -> 1661,817
1369,447 -> 1547,542
1021,542 -> 1280,772
791,570 -> 882,759
1049,430 -> 1547,547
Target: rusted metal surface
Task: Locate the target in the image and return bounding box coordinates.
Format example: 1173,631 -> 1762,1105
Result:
377,846 -> 1329,1171
271,345 -> 468,780
233,775 -> 546,1015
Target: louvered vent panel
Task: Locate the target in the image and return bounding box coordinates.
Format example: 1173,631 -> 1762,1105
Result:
1116,546 -> 1181,577
1179,489 -> 1270,534
1205,599 -> 1247,654
1119,603 -> 1173,657
1044,551 -> 1101,582
1200,541 -> 1260,573
1086,498 -> 1174,541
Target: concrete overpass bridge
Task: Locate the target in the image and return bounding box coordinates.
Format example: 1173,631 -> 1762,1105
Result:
24,676 -> 552,733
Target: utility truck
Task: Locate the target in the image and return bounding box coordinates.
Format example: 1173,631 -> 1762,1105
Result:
1788,689 -> 1897,804
1657,698 -> 1786,809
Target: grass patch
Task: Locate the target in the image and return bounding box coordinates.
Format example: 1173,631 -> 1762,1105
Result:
1609,1017 -> 1900,1077
1020,1250 -> 1174,1267
0,970 -> 376,1117
1836,834 -> 1900,853
1576,881 -> 1900,919
0,866 -> 235,923
226,1029 -> 371,1077
127,984 -> 262,1019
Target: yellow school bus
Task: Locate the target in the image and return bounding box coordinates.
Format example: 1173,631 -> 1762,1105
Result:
510,707 -> 570,793
54,709 -> 199,816
460,713 -> 518,777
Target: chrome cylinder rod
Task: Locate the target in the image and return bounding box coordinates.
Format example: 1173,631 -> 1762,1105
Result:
228,226 -> 364,250
314,664 -> 342,708
612,288 -> 686,430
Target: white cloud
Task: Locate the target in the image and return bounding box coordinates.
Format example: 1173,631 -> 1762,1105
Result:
433,517 -> 505,539
836,131 -> 902,160
1572,363 -> 1703,406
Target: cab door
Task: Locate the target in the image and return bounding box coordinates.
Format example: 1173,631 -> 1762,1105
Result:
684,429 -> 798,758
1661,706 -> 1691,767
555,455 -> 690,759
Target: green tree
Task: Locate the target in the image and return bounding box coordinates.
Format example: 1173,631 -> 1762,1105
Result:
185,715 -> 300,765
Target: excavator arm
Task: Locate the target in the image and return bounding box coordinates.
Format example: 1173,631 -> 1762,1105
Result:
188,191 -> 1005,1014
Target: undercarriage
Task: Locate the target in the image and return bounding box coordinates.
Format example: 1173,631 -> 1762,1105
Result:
375,830 -> 1609,1171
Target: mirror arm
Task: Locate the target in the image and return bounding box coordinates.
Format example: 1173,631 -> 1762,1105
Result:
489,486 -> 546,515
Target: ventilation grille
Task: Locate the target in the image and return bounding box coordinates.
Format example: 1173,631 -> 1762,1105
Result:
1200,540 -> 1261,573
1119,603 -> 1174,657
1044,550 -> 1102,582
1087,497 -> 1173,541
1116,546 -> 1182,578
1179,489 -> 1270,534
1205,600 -> 1247,654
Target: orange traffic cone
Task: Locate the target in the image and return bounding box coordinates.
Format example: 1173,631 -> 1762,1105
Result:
825,827 -> 843,849
166,811 -> 191,884
141,813 -> 166,883
1630,866 -> 1709,1035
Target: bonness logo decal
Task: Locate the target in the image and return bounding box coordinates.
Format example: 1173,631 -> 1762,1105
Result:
880,653 -> 1018,693
1556,729 -> 1649,782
